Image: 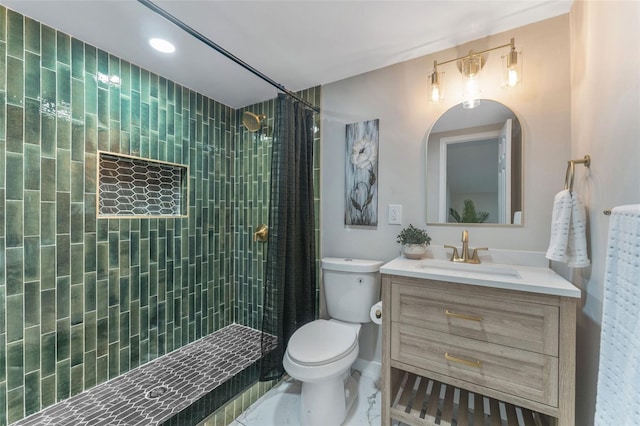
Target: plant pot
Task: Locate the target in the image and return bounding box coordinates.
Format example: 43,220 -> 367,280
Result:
401,244 -> 428,259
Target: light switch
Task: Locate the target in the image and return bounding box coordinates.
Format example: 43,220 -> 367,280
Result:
388,204 -> 402,225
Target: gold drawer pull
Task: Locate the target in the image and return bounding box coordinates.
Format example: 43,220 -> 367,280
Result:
445,309 -> 482,322
445,352 -> 482,368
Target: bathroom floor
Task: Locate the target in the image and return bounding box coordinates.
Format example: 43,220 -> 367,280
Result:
230,368 -> 382,426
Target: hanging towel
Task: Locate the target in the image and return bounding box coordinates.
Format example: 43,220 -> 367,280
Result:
545,189 -> 590,267
594,204 -> 640,426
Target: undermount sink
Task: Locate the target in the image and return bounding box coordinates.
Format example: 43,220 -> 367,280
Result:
419,259 -> 521,278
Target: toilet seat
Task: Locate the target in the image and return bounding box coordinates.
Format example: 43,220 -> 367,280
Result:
287,320 -> 358,366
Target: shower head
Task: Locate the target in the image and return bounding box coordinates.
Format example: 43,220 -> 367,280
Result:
242,112 -> 266,132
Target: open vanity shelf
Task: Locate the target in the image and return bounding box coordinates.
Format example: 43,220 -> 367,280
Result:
381,272 -> 577,426
390,370 -> 552,426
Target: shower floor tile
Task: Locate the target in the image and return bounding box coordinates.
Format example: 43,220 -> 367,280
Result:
231,367 -> 382,426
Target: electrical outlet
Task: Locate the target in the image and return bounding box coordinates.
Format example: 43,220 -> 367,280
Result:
388,204 -> 402,225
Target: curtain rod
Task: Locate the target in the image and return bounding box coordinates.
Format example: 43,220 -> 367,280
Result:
137,0 -> 320,113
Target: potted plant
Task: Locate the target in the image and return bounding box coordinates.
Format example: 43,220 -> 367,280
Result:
396,224 -> 432,259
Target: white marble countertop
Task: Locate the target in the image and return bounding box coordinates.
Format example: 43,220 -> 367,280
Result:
380,251 -> 581,298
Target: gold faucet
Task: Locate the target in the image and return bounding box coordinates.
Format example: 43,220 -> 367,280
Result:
444,230 -> 488,264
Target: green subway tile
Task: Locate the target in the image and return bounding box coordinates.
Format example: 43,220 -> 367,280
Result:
6,9 -> 23,59
5,201 -> 23,248
84,44 -> 96,75
71,161 -> 84,203
56,277 -> 70,321
84,233 -> 96,273
24,237 -> 40,282
85,114 -> 97,153
57,62 -> 71,106
24,370 -> 40,416
97,88 -> 108,128
24,133 -> 41,189
71,244 -> 83,284
97,49 -> 108,81
96,355 -> 107,385
0,335 -> 4,382
41,25 -> 56,70
110,86 -> 120,123
24,191 -> 40,237
71,122 -> 85,164
0,5 -> 5,42
120,130 -> 130,154
41,202 -> 55,245
56,191 -> 70,234
57,234 -> 70,277
6,152 -> 23,201
71,324 -> 83,366
40,158 -> 55,201
24,16 -> 40,53
130,65 -> 140,92
96,279 -> 108,319
41,67 -> 56,105
131,91 -> 140,127
121,97 -> 130,131
7,342 -> 24,390
41,332 -> 56,376
70,364 -> 83,396
84,350 -> 96,389
57,31 -> 70,65
6,105 -> 24,153
24,278 -> 40,328
41,374 -> 55,408
109,231 -> 119,270
84,310 -> 96,351
25,52 -> 40,100
56,318 -> 71,361
96,317 -> 107,357
56,359 -> 70,400
57,117 -> 71,151
24,326 -> 40,373
120,61 -> 130,96
109,305 -> 119,344
0,92 -> 5,142
7,294 -> 24,342
84,272 -> 96,312
108,342 -> 119,379
7,386 -> 23,424
40,246 -> 55,291
71,202 -> 83,242
71,38 -> 84,79
97,126 -> 109,151
85,71 -> 97,116
72,78 -> 84,124
71,283 -> 84,325
119,310 -> 130,344
41,118 -> 56,159
97,242 -> 108,280
109,120 -> 119,153
119,346 -> 130,374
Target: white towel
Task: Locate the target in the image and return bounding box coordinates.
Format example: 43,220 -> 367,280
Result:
594,204 -> 640,426
545,189 -> 590,267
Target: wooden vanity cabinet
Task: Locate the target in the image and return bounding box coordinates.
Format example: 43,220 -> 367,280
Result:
381,274 -> 577,426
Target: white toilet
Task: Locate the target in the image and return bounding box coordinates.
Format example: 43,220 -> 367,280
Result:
283,257 -> 384,426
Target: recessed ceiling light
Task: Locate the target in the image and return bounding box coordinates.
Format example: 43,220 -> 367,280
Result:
149,38 -> 175,53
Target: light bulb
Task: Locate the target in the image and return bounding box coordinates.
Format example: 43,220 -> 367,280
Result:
431,85 -> 440,103
508,68 -> 519,87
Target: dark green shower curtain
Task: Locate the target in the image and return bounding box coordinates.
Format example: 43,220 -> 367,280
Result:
260,94 -> 317,381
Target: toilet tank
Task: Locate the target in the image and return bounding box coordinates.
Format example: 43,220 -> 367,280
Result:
322,258 -> 385,323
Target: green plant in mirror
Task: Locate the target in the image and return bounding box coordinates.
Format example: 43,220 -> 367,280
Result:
449,199 -> 489,223
396,224 -> 432,245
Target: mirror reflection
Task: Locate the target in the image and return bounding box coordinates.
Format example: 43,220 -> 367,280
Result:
426,100 -> 523,225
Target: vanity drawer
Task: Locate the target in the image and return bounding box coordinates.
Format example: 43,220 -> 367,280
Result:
391,282 -> 559,356
391,322 -> 559,407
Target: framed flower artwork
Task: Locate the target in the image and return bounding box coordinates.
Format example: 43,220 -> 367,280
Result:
345,119 -> 379,226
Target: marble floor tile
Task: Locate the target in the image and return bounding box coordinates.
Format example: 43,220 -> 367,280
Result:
231,369 -> 382,426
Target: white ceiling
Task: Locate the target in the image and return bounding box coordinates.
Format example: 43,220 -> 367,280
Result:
3,0 -> 572,109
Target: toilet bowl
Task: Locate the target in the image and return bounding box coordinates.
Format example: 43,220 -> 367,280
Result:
283,258 -> 384,426
283,320 -> 361,426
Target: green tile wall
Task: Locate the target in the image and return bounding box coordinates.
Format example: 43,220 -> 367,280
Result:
0,6 -> 322,425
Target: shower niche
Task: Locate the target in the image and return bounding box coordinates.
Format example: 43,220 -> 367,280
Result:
97,151 -> 189,218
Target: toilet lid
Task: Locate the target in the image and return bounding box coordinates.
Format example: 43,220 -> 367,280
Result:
287,320 -> 358,366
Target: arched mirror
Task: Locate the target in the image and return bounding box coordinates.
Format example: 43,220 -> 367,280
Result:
426,100 -> 523,226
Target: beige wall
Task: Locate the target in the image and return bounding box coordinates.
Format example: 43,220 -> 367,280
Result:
569,1 -> 640,424
321,14 -> 571,261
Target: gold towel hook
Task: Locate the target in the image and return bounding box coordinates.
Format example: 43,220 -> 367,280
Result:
253,224 -> 268,242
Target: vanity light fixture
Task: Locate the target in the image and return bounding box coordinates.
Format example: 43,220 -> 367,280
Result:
149,37 -> 176,53
429,38 -> 521,108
